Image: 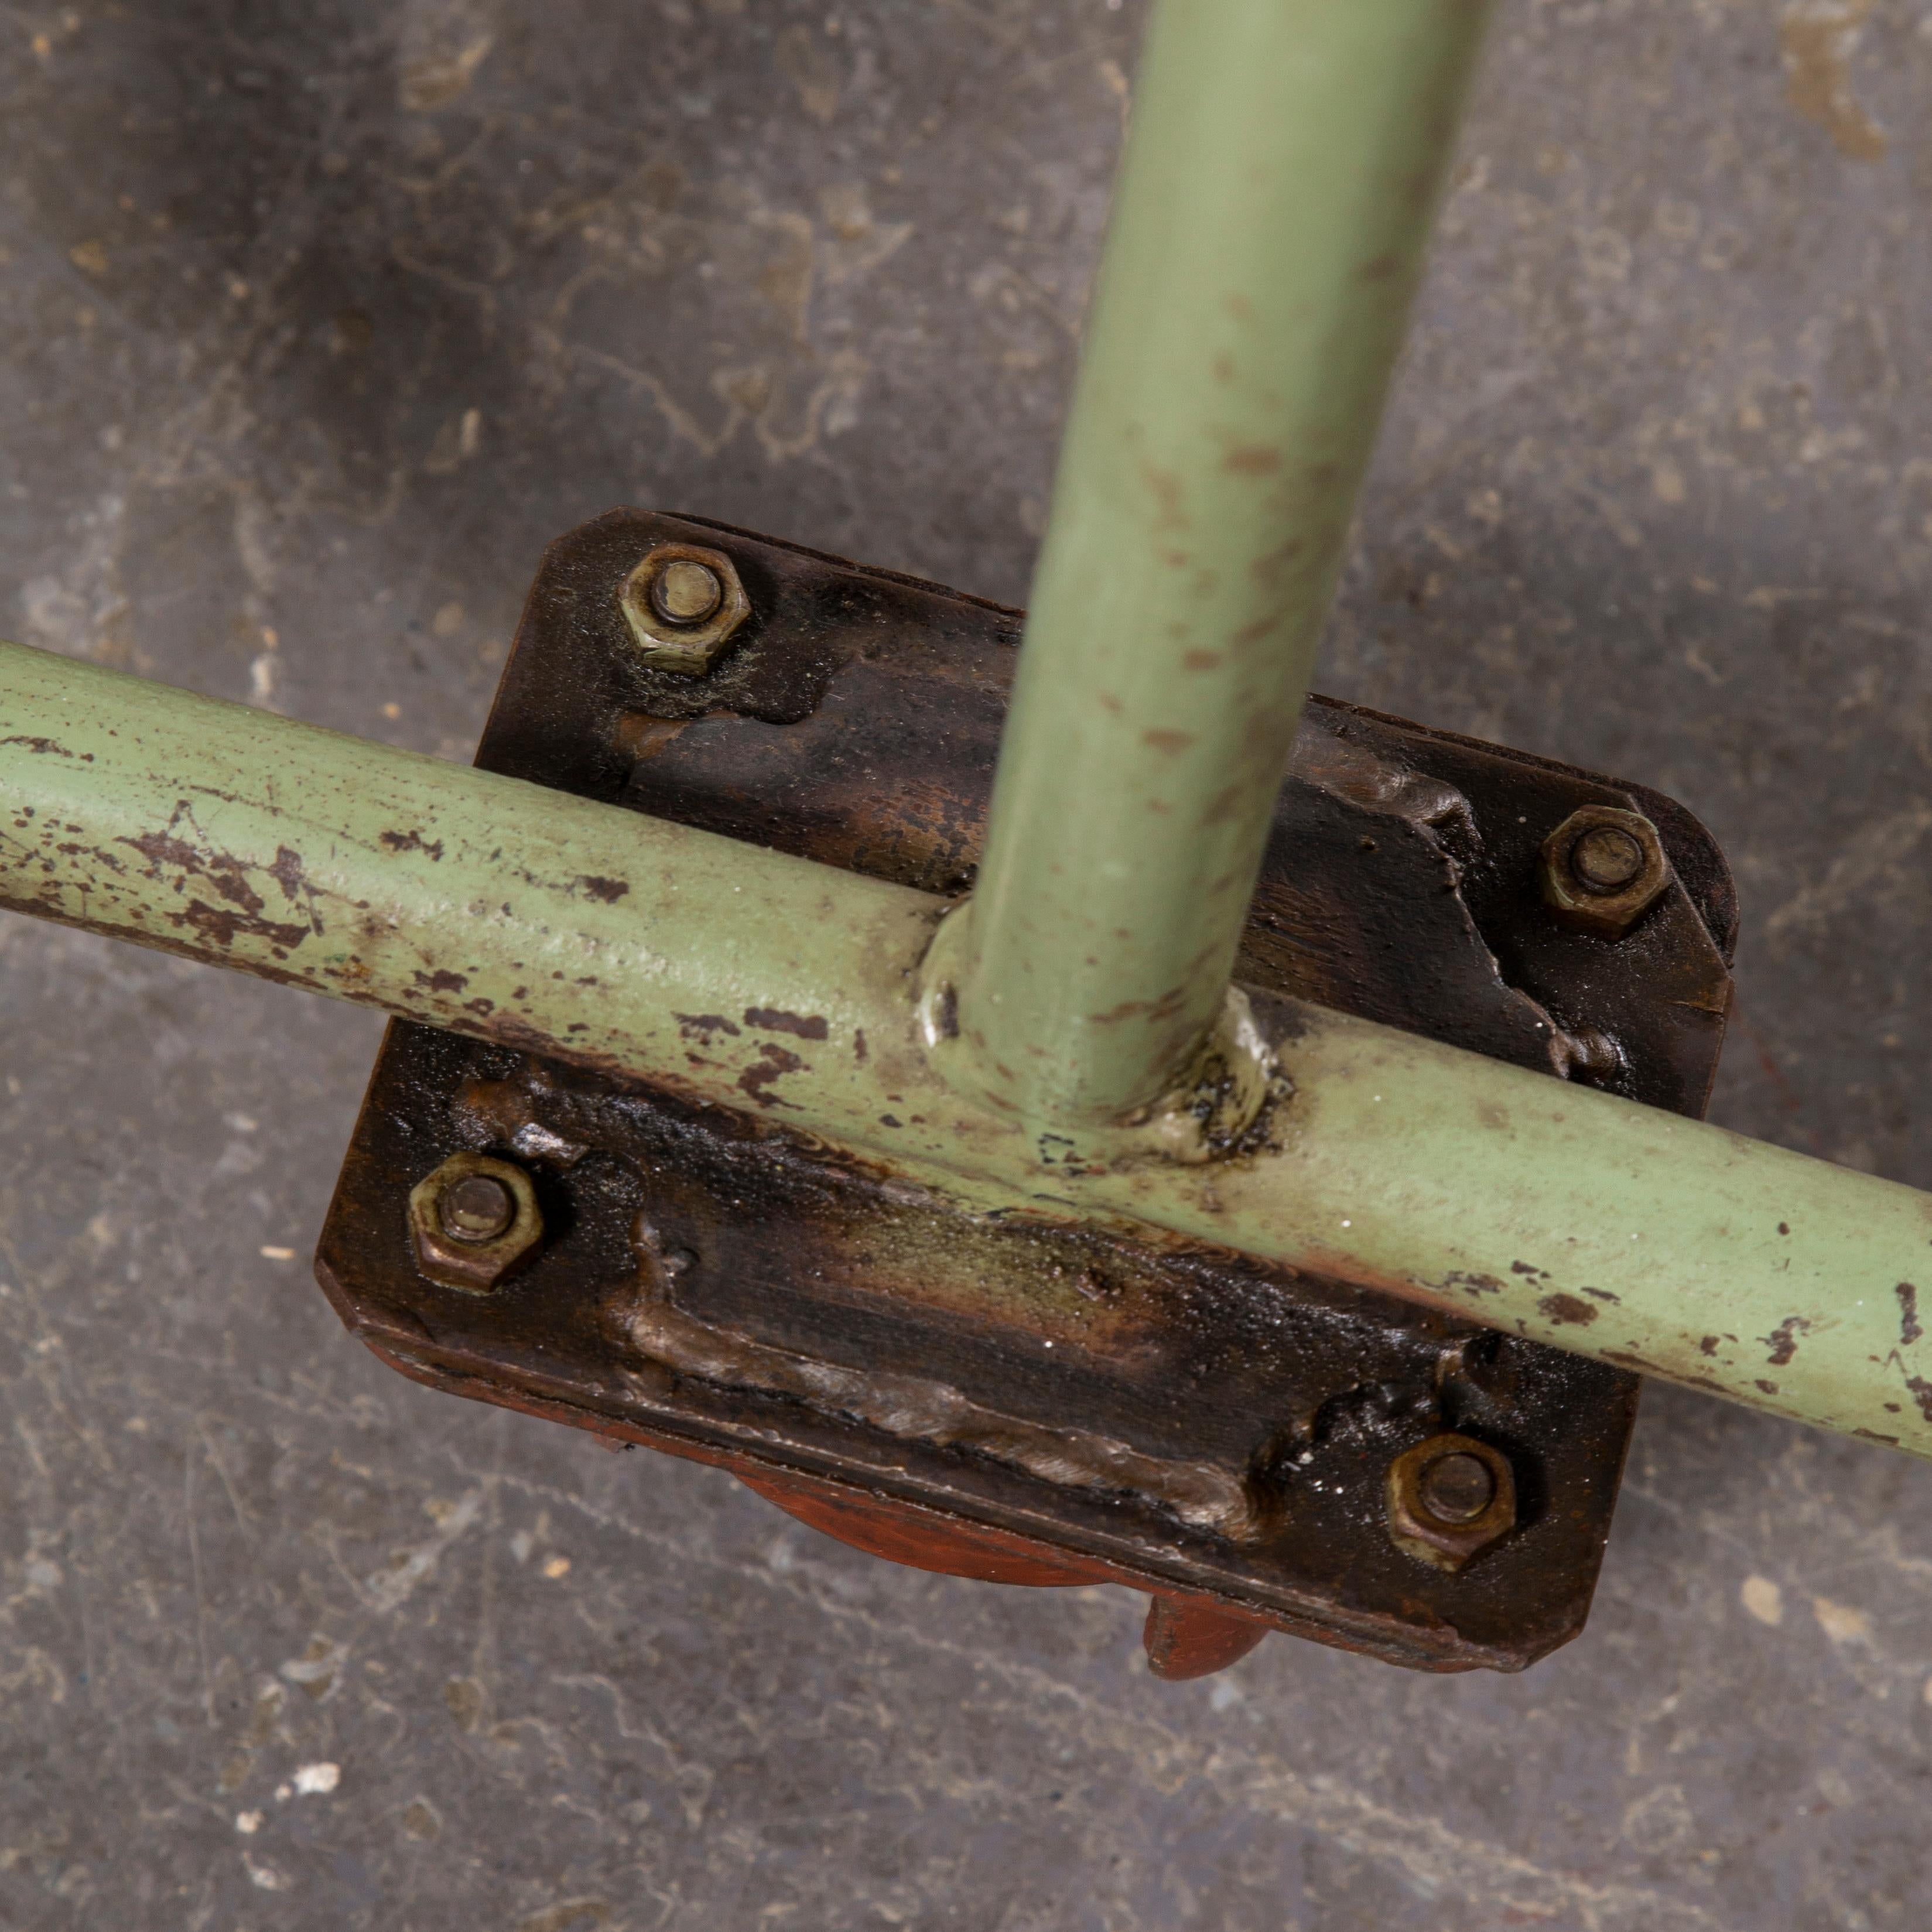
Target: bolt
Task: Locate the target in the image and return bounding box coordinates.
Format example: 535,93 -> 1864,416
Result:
438,1172 -> 515,1243
617,543 -> 751,676
649,559 -> 724,627
1569,823 -> 1645,895
1386,1432 -> 1517,1572
1538,805 -> 1672,939
408,1154 -> 543,1292
1418,1450 -> 1494,1523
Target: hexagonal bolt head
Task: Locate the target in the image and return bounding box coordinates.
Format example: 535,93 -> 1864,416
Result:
617,543 -> 751,676
1385,1432 -> 1517,1573
1538,805 -> 1672,939
408,1154 -> 544,1293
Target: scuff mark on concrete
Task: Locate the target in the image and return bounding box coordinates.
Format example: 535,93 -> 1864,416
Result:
360,1488 -> 484,1613
1781,2 -> 1886,161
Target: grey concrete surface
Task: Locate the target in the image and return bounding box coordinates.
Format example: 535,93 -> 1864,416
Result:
2,1 -> 1930,1926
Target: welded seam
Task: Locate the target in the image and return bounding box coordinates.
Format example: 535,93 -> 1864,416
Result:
607,1218 -> 1271,1543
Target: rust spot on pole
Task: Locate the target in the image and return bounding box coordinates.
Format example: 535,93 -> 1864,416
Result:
1762,1316 -> 1811,1367
743,1007 -> 830,1041
1538,1292 -> 1599,1328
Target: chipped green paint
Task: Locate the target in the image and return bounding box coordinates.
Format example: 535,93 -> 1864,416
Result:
3,639 -> 1931,1462
0,638 -> 946,1124
956,0 -> 1495,1123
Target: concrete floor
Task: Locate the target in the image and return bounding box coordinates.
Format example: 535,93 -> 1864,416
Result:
2,1 -> 1930,1925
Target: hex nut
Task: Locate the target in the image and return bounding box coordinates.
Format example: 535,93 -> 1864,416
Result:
1385,1432 -> 1517,1573
1538,805 -> 1672,939
617,543 -> 751,676
408,1153 -> 543,1293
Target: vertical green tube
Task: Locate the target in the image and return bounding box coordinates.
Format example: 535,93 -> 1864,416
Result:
956,0 -> 1493,1124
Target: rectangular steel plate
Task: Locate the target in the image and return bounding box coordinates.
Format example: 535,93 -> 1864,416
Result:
317,511 -> 1735,1673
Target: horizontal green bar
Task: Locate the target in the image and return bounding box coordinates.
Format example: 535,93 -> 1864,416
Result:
0,638 -> 940,1112
2,638 -> 1928,1459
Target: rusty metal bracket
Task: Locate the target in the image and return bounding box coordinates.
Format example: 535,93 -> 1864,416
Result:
316,512 -> 1735,1677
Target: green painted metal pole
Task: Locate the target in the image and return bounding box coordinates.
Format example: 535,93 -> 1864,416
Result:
5,638 -> 1932,1462
0,638 -> 945,1111
955,0 -> 1493,1125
